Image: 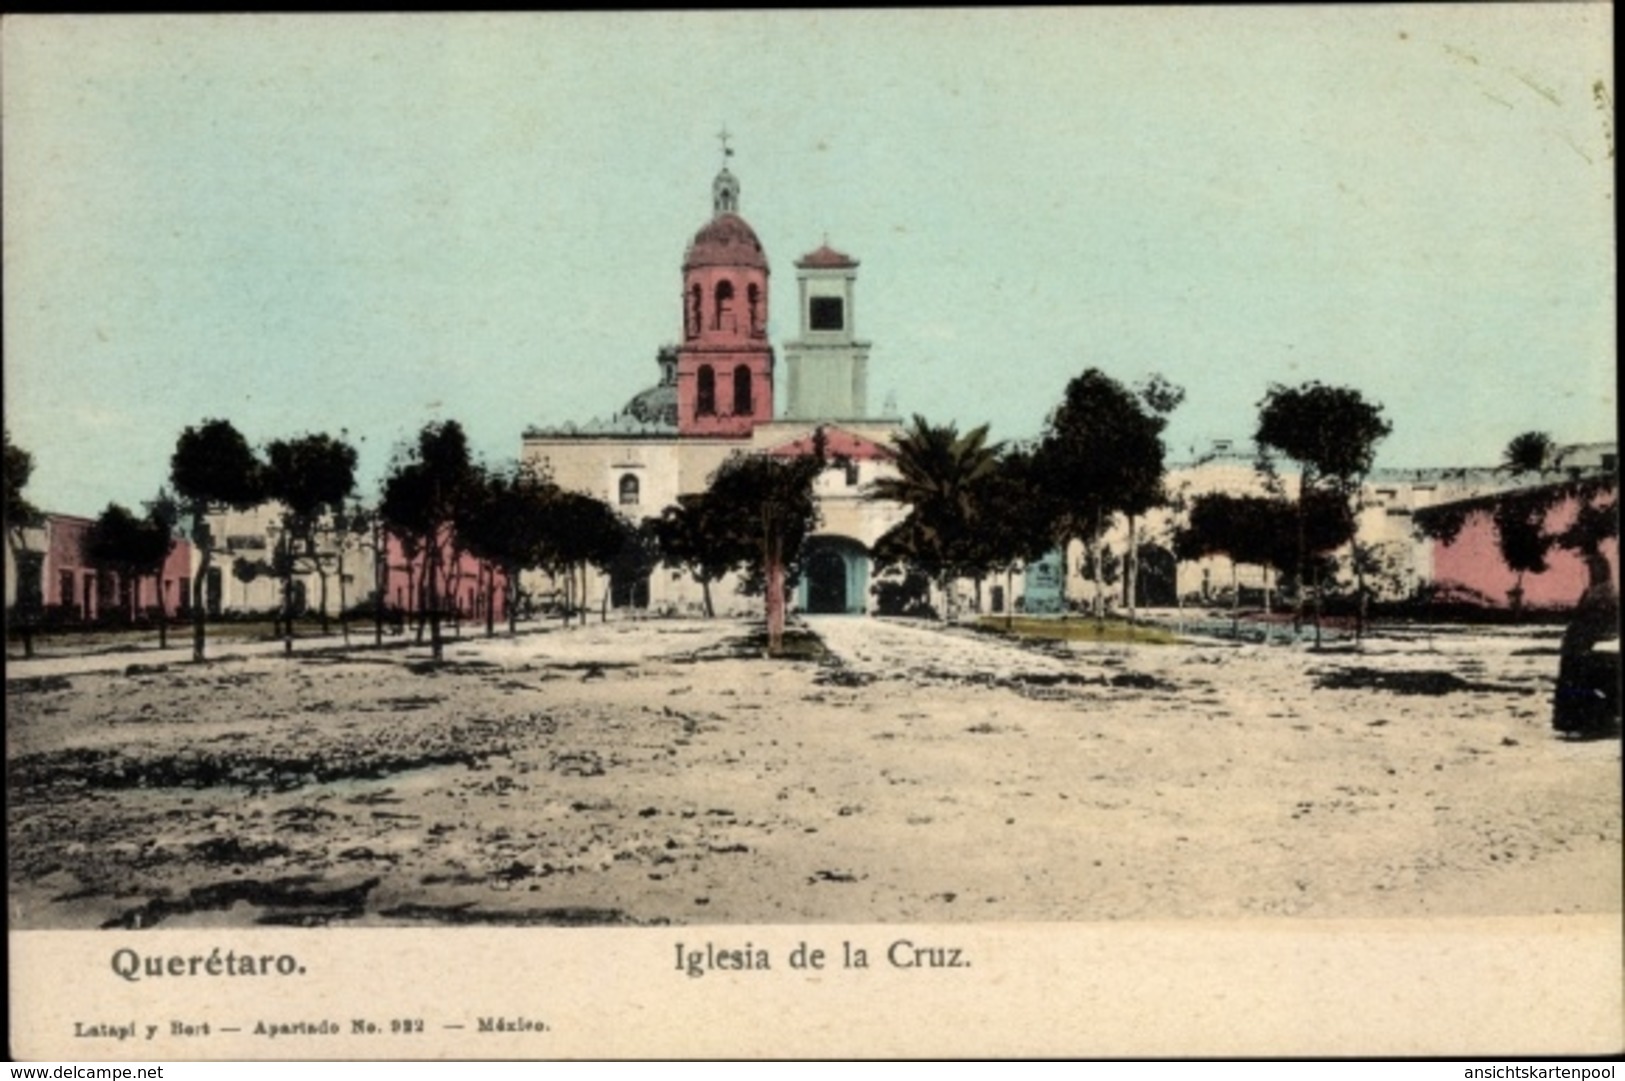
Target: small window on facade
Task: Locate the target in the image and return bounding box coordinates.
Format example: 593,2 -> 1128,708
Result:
697,365 -> 716,416
619,473 -> 640,506
810,296 -> 844,331
733,365 -> 753,416
845,462 -> 860,486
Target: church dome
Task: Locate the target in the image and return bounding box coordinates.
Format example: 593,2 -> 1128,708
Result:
624,382 -> 679,427
684,212 -> 767,271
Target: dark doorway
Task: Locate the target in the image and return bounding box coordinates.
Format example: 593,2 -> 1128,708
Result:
1128,544 -> 1179,608
610,570 -> 650,610
805,547 -> 848,614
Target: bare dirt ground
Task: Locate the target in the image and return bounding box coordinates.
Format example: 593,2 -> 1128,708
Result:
6,615 -> 1619,929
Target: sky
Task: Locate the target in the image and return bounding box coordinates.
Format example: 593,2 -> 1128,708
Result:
3,8 -> 1615,518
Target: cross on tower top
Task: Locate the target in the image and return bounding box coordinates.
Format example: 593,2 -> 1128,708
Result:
717,125 -> 734,162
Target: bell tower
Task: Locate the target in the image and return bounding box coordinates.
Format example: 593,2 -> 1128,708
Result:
676,132 -> 775,437
783,240 -> 871,420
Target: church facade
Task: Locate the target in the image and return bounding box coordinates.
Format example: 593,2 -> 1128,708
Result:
520,161 -> 906,616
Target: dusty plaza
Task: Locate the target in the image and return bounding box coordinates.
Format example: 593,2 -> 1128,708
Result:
6,614 -> 1620,930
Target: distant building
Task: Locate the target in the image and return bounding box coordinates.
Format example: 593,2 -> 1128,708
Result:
4,512 -> 193,623
200,502 -> 511,625
1415,475 -> 1618,610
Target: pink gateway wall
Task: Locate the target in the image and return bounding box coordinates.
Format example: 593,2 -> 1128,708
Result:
1431,492 -> 1618,609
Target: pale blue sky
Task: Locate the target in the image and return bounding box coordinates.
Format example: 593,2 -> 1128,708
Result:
3,9 -> 1614,517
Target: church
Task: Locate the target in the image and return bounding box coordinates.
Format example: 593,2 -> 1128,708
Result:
520,153 -> 908,616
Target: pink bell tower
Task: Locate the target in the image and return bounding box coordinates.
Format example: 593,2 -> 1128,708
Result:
676,130 -> 775,437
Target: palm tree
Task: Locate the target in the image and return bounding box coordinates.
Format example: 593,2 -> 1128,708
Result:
1501,431 -> 1557,476
867,415 -> 1003,619
1495,432 -> 1561,613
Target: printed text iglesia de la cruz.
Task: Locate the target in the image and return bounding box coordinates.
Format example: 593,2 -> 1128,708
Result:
677,939 -> 970,977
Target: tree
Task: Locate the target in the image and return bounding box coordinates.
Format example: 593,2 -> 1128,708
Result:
648,492 -> 740,618
1254,382 -> 1391,643
1488,431 -> 1564,614
1176,493 -> 1252,637
1035,369 -> 1171,623
171,419 -> 264,662
263,433 -> 358,650
327,500 -> 376,646
82,501 -> 176,647
969,447 -> 1059,628
379,421 -> 477,662
1501,430 -> 1557,476
1491,489 -> 1558,613
456,463 -> 559,636
866,415 -> 1002,620
1122,375 -> 1184,624
544,490 -> 629,627
705,437 -> 826,654
5,430 -> 43,657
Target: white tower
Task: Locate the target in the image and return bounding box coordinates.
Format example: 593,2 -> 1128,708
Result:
782,241 -> 872,421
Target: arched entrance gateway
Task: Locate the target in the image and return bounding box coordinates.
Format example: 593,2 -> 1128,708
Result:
798,536 -> 869,615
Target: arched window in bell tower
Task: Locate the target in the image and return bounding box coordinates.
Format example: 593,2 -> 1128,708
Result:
696,365 -> 716,417
713,280 -> 735,333
732,365 -> 753,416
687,284 -> 702,339
747,283 -> 762,337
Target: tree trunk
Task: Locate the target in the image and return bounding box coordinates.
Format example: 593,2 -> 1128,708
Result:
412,557 -> 426,644
699,575 -> 714,619
485,564 -> 496,638
1092,509 -> 1105,626
1057,533 -> 1071,617
765,533 -> 786,655
1231,561 -> 1240,640
1355,547 -> 1367,643
427,542 -> 443,661
337,540 -> 351,647
1312,560 -> 1323,649
373,527 -> 386,647
316,551 -> 330,636
1006,567 -> 1014,631
445,546 -> 462,640
8,530 -> 36,658
155,570 -> 168,650
1126,515 -> 1139,629
1293,469 -> 1311,634
507,563 -> 520,636
190,514 -> 209,663
281,531 -> 294,657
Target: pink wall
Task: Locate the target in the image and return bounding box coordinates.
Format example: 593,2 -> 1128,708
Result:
42,514 -> 194,619
375,531 -> 510,623
1431,491 -> 1618,609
